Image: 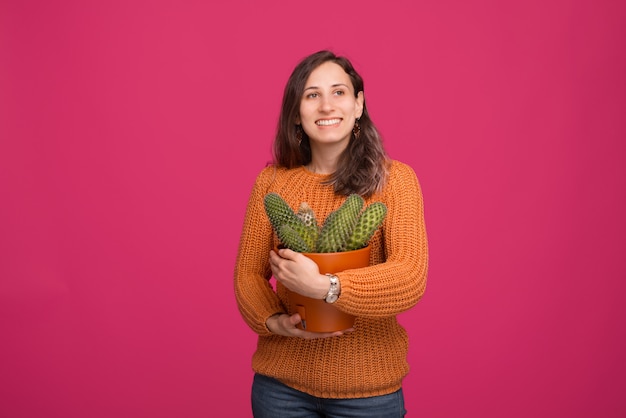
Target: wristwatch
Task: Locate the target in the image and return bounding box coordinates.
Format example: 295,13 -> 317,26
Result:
324,273 -> 340,303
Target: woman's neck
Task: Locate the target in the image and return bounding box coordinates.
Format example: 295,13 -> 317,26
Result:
307,143 -> 345,174
305,155 -> 339,174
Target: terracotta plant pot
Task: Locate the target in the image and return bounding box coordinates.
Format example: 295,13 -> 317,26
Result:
286,245 -> 370,333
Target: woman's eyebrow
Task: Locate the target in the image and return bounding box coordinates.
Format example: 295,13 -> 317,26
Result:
304,83 -> 349,91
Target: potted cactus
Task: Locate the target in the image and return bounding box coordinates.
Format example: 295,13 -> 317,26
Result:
264,193 -> 387,332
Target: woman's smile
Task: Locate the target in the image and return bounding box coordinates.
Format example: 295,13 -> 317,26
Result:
298,61 -> 364,147
316,118 -> 342,126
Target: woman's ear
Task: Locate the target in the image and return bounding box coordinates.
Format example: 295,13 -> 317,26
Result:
294,113 -> 301,125
355,91 -> 364,119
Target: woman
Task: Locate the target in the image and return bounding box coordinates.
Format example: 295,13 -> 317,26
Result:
234,50 -> 428,417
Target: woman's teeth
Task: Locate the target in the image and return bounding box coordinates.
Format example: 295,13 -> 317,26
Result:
316,119 -> 341,126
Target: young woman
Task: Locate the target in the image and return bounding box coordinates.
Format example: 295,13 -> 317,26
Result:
234,50 -> 428,417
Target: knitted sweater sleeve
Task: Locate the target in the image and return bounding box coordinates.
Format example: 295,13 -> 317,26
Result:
335,161 -> 428,317
233,166 -> 285,335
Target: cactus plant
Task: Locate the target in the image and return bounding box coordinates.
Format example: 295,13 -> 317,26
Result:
264,192 -> 317,251
315,194 -> 363,253
345,202 -> 387,251
263,192 -> 386,253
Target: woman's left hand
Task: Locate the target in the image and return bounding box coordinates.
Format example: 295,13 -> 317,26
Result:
269,248 -> 328,299
266,313 -> 352,339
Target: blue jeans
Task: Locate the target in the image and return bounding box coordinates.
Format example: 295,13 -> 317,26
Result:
251,373 -> 406,418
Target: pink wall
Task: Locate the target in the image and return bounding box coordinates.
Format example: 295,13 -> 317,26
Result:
1,1 -> 625,417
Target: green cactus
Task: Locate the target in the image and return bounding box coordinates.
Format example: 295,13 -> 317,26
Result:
345,201 -> 387,251
264,192 -> 387,253
315,194 -> 363,253
264,193 -> 316,251
278,224 -> 311,253
296,202 -> 319,244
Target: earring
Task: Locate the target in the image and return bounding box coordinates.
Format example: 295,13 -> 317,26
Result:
296,125 -> 303,145
353,119 -> 361,140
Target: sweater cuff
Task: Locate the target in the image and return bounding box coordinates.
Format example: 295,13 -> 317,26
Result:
335,273 -> 351,306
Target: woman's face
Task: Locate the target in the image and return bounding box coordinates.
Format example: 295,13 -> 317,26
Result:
298,61 -> 364,150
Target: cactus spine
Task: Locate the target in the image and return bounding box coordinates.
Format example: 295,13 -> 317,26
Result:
264,193 -> 387,253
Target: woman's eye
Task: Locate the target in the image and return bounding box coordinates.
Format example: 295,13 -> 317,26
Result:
306,92 -> 319,99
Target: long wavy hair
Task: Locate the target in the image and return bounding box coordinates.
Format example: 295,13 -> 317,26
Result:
273,50 -> 389,198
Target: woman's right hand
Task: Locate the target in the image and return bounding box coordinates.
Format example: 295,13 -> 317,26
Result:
266,313 -> 353,339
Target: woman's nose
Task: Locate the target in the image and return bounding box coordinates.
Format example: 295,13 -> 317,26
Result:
319,95 -> 333,112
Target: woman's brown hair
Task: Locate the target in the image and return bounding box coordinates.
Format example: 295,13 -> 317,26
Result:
273,50 -> 389,198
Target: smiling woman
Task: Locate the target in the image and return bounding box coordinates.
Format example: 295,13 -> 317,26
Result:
297,61 -> 364,164
273,51 -> 390,197
234,50 -> 429,417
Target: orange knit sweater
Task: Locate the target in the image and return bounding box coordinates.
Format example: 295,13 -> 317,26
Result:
234,160 -> 428,398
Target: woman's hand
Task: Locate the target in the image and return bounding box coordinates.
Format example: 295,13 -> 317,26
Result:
266,313 -> 353,339
269,248 -> 328,299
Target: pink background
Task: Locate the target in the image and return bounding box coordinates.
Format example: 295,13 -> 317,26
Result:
1,1 -> 625,417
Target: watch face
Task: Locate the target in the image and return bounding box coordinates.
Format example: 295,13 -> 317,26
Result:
325,294 -> 339,304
